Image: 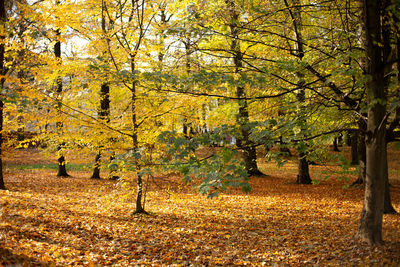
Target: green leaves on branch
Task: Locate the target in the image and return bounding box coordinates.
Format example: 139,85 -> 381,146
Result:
158,130 -> 250,198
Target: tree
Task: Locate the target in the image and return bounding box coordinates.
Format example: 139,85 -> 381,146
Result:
284,0 -> 312,184
357,0 -> 388,245
91,0 -> 111,179
226,0 -> 263,176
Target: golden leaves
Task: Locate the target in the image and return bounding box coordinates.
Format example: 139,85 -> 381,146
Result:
0,149 -> 400,265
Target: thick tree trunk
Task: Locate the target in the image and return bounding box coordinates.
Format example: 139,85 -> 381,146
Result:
358,0 -> 386,245
297,151 -> 311,184
0,0 -> 5,190
57,154 -> 69,177
359,109 -> 386,245
228,0 -> 262,176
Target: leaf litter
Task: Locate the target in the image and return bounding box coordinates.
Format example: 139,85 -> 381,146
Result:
0,149 -> 399,266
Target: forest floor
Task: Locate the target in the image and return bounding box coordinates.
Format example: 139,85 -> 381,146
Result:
0,146 -> 400,266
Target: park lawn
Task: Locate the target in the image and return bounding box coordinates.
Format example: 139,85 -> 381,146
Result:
0,148 -> 399,265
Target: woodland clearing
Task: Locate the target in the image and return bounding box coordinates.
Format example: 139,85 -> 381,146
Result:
0,147 -> 399,266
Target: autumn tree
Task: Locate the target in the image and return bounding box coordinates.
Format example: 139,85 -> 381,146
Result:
90,0 -> 111,179
225,0 -> 263,176
357,0 -> 394,245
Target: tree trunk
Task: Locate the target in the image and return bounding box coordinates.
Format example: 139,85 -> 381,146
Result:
54,26 -> 69,177
358,0 -> 386,245
381,0 -> 396,215
91,152 -> 101,179
91,2 -> 111,179
131,62 -> 146,214
0,100 -> 4,190
287,0 -> 312,184
0,0 -> 5,190
297,151 -> 311,184
57,153 -> 69,177
91,82 -> 110,179
227,0 -> 262,176
350,130 -> 359,165
333,137 -> 340,152
353,118 -> 367,185
383,145 -> 396,214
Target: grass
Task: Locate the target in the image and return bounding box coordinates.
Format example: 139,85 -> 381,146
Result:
4,163 -> 92,171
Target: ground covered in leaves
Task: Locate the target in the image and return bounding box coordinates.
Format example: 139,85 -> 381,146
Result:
1,148 -> 400,265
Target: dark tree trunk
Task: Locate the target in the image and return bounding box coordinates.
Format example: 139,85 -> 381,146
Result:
358,0 -> 387,245
383,146 -> 396,214
91,83 -> 110,179
0,100 -> 4,190
91,152 -> 101,179
353,118 -> 367,185
0,0 -> 5,190
297,151 -> 311,184
57,154 -> 69,177
350,130 -> 359,165
54,27 -> 69,177
286,0 -> 312,184
227,0 -> 262,176
381,7 -> 396,214
91,2 -> 111,180
333,137 -> 340,152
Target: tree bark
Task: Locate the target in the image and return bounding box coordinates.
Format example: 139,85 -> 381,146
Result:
91,152 -> 101,179
350,130 -> 359,165
358,0 -> 386,245
227,0 -> 262,176
333,137 -> 340,152
383,144 -> 396,214
287,0 -> 312,184
131,61 -> 145,214
91,1 -> 111,179
297,151 -> 311,184
0,0 -> 5,190
353,119 -> 367,185
54,24 -> 69,177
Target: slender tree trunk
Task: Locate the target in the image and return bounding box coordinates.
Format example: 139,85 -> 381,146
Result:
131,61 -> 145,214
91,1 -> 111,179
0,0 -> 5,190
353,121 -> 366,185
54,26 -> 69,177
358,0 -> 386,245
227,0 -> 262,176
383,144 -> 396,214
350,130 -> 359,165
288,0 -> 312,184
333,137 -> 340,152
91,83 -> 110,179
0,101 -> 4,190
